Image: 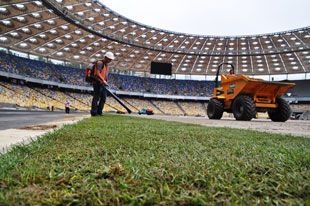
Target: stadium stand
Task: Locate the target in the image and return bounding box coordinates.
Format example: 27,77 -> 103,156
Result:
0,82 -> 29,107
0,81 -> 91,111
33,88 -> 88,111
0,0 -> 309,78
123,98 -> 162,114
175,79 -> 211,96
291,104 -> 310,111
143,78 -> 175,95
107,73 -> 120,91
0,52 -> 25,76
178,101 -> 207,116
0,1 -> 309,118
1,51 -> 217,97
51,63 -> 84,85
117,75 -> 145,92
13,56 -> 59,82
151,100 -> 184,115
2,50 -> 310,117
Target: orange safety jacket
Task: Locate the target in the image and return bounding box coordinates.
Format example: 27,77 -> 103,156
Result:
96,60 -> 109,83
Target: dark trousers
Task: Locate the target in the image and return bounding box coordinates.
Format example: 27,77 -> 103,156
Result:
91,83 -> 107,115
65,107 -> 70,114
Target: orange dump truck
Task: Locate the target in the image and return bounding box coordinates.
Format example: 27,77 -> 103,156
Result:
207,63 -> 295,121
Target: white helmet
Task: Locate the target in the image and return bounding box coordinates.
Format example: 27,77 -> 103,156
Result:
105,51 -> 115,60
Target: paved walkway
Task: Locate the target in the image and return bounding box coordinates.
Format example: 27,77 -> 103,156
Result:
0,110 -> 89,153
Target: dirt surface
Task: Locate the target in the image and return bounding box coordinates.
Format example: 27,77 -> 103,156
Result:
131,114 -> 310,138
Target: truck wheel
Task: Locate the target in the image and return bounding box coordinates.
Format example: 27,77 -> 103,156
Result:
232,95 -> 256,121
268,97 -> 291,122
207,99 -> 224,119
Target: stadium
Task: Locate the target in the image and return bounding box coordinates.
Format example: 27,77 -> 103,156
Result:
0,0 -> 309,204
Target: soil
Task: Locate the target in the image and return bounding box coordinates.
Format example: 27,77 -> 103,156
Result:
132,114 -> 310,138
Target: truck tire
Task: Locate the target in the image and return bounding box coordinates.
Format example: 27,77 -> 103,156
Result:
232,95 -> 256,121
207,99 -> 224,119
268,97 -> 291,122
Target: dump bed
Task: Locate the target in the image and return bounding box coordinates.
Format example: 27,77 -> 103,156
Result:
217,74 -> 295,107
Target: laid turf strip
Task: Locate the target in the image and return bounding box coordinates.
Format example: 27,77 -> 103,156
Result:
0,114 -> 309,205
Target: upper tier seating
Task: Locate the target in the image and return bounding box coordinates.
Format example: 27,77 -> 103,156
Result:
1,52 -> 215,97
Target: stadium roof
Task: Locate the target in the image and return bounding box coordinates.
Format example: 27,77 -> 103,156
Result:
0,0 -> 310,76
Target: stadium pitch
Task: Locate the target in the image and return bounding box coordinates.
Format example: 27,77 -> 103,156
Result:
0,114 -> 309,205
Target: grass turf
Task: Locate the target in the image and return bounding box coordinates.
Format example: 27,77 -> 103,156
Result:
0,114 -> 309,205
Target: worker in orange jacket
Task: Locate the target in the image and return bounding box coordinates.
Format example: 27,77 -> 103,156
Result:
90,51 -> 115,116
